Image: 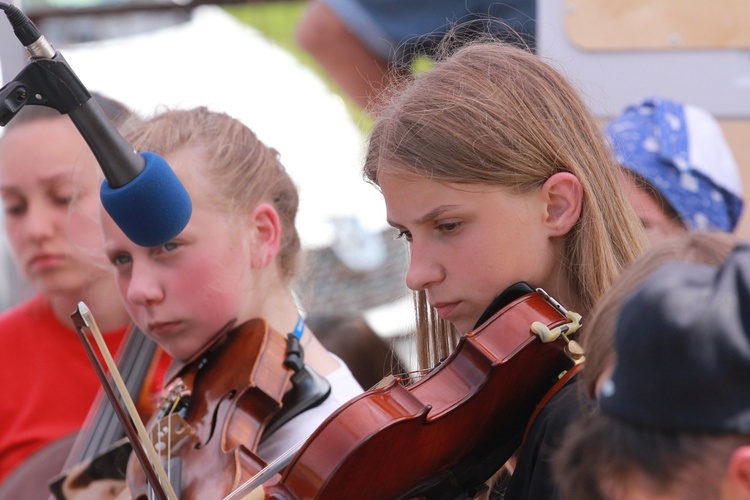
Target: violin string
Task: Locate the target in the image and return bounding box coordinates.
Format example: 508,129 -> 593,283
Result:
167,409 -> 172,490
396,368 -> 433,385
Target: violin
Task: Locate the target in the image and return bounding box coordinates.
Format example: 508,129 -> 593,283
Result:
257,283 -> 584,499
124,317 -> 297,499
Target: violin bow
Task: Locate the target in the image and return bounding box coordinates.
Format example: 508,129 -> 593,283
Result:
71,301 -> 178,500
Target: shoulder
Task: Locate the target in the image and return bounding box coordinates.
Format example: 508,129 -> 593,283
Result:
520,378 -> 592,465
256,357 -> 363,462
0,295 -> 52,330
503,378 -> 592,500
529,378 -> 591,435
324,353 -> 365,402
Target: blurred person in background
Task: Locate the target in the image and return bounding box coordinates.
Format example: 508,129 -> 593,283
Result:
0,95 -> 168,495
295,0 -> 536,112
556,240 -> 750,500
606,96 -> 744,244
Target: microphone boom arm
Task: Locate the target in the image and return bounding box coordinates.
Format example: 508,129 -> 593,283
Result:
1,2 -> 191,247
0,55 -> 144,188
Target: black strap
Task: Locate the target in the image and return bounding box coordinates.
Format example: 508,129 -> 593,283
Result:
262,334 -> 332,440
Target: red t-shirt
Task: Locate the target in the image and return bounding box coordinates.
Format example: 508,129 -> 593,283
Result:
0,295 -> 169,483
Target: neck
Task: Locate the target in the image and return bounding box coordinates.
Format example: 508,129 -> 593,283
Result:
47,275 -> 130,333
544,240 -> 587,318
242,269 -> 301,338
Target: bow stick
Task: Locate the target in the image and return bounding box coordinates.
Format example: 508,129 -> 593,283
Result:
71,301 -> 178,500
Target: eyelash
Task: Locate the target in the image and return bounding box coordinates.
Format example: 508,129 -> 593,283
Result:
54,195 -> 72,207
395,230 -> 411,242
393,221 -> 461,242
438,222 -> 460,234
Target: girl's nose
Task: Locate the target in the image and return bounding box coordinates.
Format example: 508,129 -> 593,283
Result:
126,263 -> 164,306
24,203 -> 58,243
404,242 -> 443,292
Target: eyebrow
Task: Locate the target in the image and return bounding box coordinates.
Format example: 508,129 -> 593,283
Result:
0,172 -> 72,192
387,204 -> 462,227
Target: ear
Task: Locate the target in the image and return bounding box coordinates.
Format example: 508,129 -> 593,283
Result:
540,172 -> 583,237
247,203 -> 282,269
727,446 -> 750,497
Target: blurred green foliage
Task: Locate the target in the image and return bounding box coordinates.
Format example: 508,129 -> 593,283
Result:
224,1 -> 373,133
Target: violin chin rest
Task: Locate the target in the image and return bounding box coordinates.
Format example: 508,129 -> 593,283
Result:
474,282 -> 535,329
263,365 -> 332,439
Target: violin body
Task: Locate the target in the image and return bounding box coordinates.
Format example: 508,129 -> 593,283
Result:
264,290 -> 579,499
127,318 -> 293,499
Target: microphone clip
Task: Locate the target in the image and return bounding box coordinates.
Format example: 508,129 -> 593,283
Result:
0,53 -> 91,126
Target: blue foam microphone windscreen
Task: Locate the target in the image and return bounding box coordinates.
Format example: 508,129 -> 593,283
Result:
100,151 -> 192,247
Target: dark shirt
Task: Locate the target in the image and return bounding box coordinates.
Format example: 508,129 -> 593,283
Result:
501,378 -> 593,499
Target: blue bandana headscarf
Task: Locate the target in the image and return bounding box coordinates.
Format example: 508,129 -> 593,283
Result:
606,97 -> 743,232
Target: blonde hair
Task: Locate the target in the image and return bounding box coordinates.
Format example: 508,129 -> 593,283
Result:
363,41 -> 648,368
125,107 -> 301,280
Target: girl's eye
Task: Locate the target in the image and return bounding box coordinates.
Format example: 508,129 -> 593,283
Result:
53,195 -> 72,207
395,230 -> 412,242
3,201 -> 26,217
110,253 -> 132,267
438,222 -> 461,234
53,196 -> 73,207
50,186 -> 74,207
160,241 -> 180,253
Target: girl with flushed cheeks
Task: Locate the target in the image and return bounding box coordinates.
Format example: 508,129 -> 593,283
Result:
100,146 -> 292,362
98,108 -> 362,488
363,40 -> 648,499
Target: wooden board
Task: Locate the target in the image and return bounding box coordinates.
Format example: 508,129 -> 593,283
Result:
720,120 -> 750,239
564,0 -> 750,51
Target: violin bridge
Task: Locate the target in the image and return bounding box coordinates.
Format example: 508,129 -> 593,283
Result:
150,413 -> 196,458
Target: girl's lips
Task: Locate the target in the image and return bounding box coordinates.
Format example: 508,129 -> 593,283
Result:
432,302 -> 459,319
28,254 -> 66,272
147,320 -> 181,337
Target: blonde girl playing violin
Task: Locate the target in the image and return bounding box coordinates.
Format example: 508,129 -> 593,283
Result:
99,107 -> 363,497
363,40 -> 648,498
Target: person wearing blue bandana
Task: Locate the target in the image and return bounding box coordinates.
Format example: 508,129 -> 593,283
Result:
606,97 -> 744,243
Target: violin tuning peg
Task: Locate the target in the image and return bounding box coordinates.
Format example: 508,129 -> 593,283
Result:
564,340 -> 585,364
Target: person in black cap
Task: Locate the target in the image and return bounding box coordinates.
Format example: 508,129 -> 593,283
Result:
579,231 -> 735,400
555,238 -> 750,499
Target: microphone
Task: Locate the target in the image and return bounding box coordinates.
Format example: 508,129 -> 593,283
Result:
0,3 -> 192,247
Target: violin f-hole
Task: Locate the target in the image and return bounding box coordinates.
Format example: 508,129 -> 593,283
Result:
195,389 -> 238,450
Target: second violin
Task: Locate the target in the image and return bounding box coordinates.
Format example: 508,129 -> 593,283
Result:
263,285 -> 584,499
